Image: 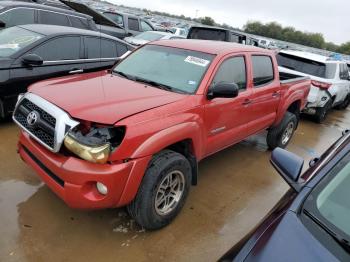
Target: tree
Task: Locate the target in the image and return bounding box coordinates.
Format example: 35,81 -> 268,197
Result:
337,42 -> 350,55
200,16 -> 215,26
243,21 -> 326,49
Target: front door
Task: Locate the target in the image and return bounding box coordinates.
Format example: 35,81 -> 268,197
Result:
10,36 -> 84,94
204,54 -> 252,156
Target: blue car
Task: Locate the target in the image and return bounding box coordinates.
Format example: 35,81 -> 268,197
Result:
221,130 -> 350,262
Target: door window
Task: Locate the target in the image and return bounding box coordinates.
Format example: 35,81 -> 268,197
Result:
85,37 -> 100,59
69,16 -> 90,29
128,18 -> 139,31
141,20 -> 153,31
101,39 -> 117,58
39,10 -> 70,26
0,8 -> 35,27
104,12 -> 124,27
252,55 -> 274,87
212,56 -> 247,90
33,36 -> 80,61
116,42 -> 128,57
339,64 -> 349,80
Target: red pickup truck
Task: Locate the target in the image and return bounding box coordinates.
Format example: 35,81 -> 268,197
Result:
13,40 -> 310,230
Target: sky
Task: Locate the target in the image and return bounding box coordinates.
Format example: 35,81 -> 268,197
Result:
109,0 -> 349,45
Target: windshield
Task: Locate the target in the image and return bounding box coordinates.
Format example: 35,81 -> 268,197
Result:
304,151 -> 350,246
135,32 -> 164,41
113,45 -> 214,94
316,157 -> 350,237
0,27 -> 43,58
277,52 -> 336,79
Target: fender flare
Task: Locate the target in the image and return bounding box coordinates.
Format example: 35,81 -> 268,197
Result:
117,122 -> 203,206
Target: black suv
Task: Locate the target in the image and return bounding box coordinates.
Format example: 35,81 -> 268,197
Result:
0,24 -> 133,119
187,26 -> 259,46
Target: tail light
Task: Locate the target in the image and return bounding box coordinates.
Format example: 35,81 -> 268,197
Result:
311,80 -> 331,90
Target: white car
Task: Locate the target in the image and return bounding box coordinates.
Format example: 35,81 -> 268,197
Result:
278,50 -> 350,122
124,31 -> 184,46
170,27 -> 188,37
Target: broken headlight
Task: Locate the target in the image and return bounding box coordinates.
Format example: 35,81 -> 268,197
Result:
64,126 -> 125,164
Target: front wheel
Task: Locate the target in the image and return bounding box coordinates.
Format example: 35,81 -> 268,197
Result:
267,112 -> 298,149
314,99 -> 332,123
127,150 -> 191,230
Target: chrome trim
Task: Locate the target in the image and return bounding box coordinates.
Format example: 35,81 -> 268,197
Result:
13,93 -> 79,153
0,7 -> 89,20
42,57 -> 118,65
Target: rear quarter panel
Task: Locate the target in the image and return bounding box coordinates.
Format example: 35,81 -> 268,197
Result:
274,78 -> 311,126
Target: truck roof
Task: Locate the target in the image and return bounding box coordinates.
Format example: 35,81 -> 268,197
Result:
150,39 -> 267,55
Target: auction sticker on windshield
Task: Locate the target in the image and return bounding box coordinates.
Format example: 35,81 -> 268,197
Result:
184,56 -> 210,67
0,44 -> 19,49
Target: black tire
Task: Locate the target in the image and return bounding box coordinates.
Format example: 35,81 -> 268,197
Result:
314,100 -> 332,123
267,112 -> 298,150
127,150 -> 192,230
336,94 -> 350,110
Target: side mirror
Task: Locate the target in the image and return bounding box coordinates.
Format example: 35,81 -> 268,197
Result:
0,19 -> 5,28
270,148 -> 304,192
22,54 -> 43,66
207,82 -> 239,100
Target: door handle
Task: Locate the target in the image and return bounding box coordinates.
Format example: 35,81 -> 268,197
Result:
242,99 -> 252,105
272,91 -> 280,98
69,69 -> 84,74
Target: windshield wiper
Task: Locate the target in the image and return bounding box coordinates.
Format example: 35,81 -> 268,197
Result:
113,70 -> 135,81
304,209 -> 350,253
133,77 -> 187,94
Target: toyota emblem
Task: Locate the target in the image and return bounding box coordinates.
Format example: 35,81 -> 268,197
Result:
27,111 -> 39,126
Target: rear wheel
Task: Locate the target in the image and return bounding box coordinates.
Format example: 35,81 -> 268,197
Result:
267,112 -> 298,149
314,99 -> 332,123
127,150 -> 191,230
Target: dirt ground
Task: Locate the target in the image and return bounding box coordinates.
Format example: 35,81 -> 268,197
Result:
0,108 -> 349,262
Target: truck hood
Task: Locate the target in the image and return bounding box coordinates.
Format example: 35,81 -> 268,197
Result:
29,71 -> 186,125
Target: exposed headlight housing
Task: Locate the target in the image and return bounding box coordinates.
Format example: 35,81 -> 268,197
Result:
64,135 -> 111,164
64,125 -> 125,164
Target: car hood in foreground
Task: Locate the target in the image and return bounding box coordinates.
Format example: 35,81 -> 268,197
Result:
29,71 -> 186,125
239,212 -> 336,262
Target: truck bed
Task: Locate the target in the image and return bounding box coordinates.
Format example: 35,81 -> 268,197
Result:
279,71 -> 309,84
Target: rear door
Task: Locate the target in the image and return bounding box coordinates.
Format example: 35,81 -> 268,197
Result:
245,54 -> 281,135
204,54 -> 252,156
10,36 -> 83,92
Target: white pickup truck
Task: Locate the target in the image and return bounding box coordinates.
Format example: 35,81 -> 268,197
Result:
278,50 -> 350,122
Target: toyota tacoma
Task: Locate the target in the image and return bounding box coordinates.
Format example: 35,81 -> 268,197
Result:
13,40 -> 310,230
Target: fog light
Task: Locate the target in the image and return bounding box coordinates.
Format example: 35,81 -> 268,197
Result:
96,182 -> 108,195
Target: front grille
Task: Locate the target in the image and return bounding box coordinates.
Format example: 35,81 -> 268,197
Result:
14,98 -> 56,149
22,99 -> 56,127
